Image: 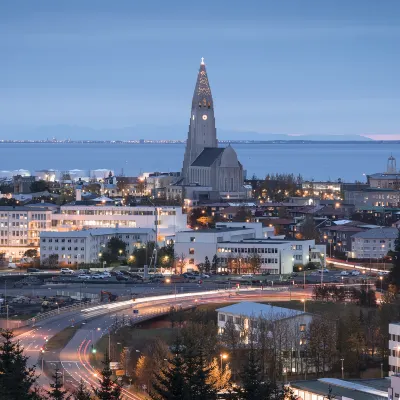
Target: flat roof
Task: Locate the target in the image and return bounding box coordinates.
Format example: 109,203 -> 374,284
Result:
216,302 -> 305,320
291,378 -> 388,400
0,206 -> 53,211
40,228 -> 154,238
178,227 -> 251,234
219,240 -> 287,245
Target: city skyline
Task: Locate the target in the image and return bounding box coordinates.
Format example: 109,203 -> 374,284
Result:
1,0 -> 399,139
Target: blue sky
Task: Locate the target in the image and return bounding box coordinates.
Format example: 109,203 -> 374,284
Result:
0,0 -> 399,138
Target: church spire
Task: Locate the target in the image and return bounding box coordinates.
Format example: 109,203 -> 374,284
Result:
192,58 -> 213,109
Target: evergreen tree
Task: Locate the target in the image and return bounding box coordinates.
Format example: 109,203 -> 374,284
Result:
73,379 -> 92,400
0,329 -> 40,400
46,367 -> 68,400
191,348 -> 217,400
151,349 -> 187,400
236,346 -> 270,400
93,351 -> 122,400
204,256 -> 211,274
211,255 -> 218,274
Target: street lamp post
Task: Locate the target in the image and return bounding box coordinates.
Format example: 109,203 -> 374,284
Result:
220,353 -> 228,370
341,358 -> 344,379
379,276 -> 383,292
301,299 -> 306,313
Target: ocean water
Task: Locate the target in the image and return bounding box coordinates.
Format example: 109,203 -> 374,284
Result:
0,142 -> 399,182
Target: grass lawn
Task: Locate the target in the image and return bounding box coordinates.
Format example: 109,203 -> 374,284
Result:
45,325 -> 81,352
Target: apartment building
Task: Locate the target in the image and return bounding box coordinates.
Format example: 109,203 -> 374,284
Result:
389,323 -> 400,376
0,206 -> 53,259
51,205 -> 187,241
40,227 -> 155,266
349,227 -> 397,259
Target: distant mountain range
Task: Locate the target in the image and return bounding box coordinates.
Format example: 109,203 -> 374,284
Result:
0,124 -> 374,142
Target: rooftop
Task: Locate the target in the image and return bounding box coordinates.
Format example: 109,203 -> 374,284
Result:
40,228 -> 154,238
291,378 -> 389,400
216,302 -> 305,320
178,227 -> 250,234
0,206 -> 53,212
352,227 -> 398,239
191,148 -> 224,167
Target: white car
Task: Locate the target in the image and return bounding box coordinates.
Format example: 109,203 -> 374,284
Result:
200,274 -> 210,278
60,268 -> 74,275
78,274 -> 91,280
241,274 -> 254,279
351,270 -> 360,276
101,272 -> 111,278
340,271 -> 350,276
92,274 -> 105,279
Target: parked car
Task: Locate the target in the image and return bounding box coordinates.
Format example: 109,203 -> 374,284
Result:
100,272 -> 111,278
116,275 -> 129,281
200,274 -> 210,278
60,268 -> 74,275
92,274 -> 104,279
350,270 -> 360,276
241,274 -> 254,279
318,269 -> 329,274
78,274 -> 91,280
340,271 -> 350,276
27,268 -> 40,273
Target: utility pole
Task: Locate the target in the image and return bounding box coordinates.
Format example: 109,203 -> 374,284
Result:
341,358 -> 344,379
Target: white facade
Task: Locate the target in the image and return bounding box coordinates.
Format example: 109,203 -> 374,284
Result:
349,227 -> 397,259
51,205 -> 187,241
389,323 -> 400,376
0,206 -> 54,260
40,228 -> 155,265
389,374 -> 400,399
173,223 -> 325,274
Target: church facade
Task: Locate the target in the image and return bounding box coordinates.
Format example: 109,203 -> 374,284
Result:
181,58 -> 245,198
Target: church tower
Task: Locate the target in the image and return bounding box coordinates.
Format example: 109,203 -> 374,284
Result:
182,58 -> 218,182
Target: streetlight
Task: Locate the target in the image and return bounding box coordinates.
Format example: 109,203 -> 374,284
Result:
379,276 -> 383,292
220,353 -> 228,370
299,266 -> 305,289
301,299 -> 306,313
55,302 -> 60,314
340,358 -> 344,379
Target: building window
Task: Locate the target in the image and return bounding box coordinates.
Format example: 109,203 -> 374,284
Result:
219,314 -> 225,322
300,324 -> 306,332
189,258 -> 195,265
227,315 -> 233,323
190,237 -> 195,242
234,317 -> 241,325
189,248 -> 195,255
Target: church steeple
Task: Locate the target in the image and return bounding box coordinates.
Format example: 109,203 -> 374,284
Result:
182,58 -> 218,183
192,58 -> 213,110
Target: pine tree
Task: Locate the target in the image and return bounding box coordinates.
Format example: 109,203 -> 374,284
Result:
236,346 -> 270,400
204,256 -> 211,273
46,367 -> 68,400
73,379 -> 92,400
93,351 -> 122,400
191,348 -> 217,400
0,329 -> 40,400
151,349 -> 187,400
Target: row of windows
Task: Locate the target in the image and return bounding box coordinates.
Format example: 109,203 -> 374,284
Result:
390,334 -> 400,342
219,314 -> 306,333
218,257 -> 279,264
42,238 -> 86,243
61,210 -> 157,216
42,253 -> 85,260
42,246 -> 85,251
218,247 -> 279,254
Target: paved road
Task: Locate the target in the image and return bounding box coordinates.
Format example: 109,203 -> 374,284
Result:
48,288 -> 312,398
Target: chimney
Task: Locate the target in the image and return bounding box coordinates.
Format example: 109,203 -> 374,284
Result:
76,189 -> 82,201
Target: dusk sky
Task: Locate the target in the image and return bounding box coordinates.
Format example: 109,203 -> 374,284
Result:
0,0 -> 399,139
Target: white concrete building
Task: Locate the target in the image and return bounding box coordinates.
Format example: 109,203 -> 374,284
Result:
389,323 -> 400,376
0,206 -> 54,260
173,222 -> 325,274
217,302 -> 312,338
40,228 -> 155,266
389,374 -> 400,399
349,227 -> 397,259
51,205 -> 187,241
